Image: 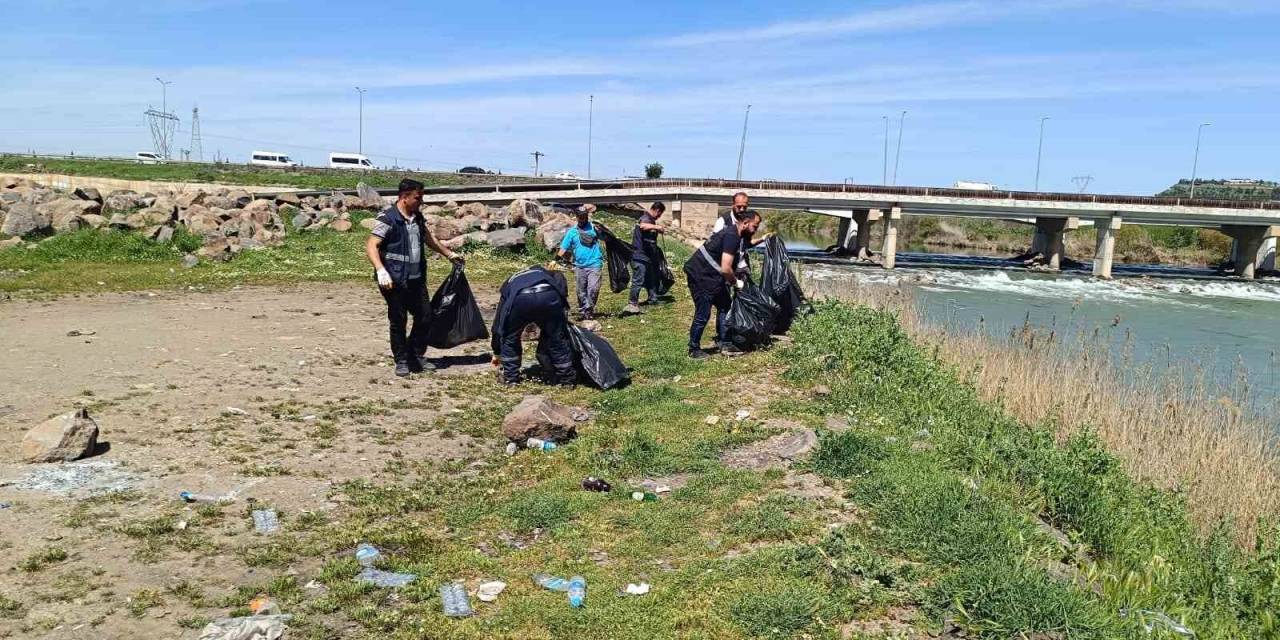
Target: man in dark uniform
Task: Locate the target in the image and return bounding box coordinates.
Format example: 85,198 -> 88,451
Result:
623,202 -> 667,314
490,265 -> 575,385
683,209 -> 761,359
365,178 -> 465,377
712,192 -> 771,275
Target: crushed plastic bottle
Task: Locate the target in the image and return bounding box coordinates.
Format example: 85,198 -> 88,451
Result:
252,509 -> 280,534
356,568 -> 417,588
533,573 -> 570,592
355,543 -> 382,567
526,438 -> 557,451
568,576 -> 586,608
1120,609 -> 1195,637
440,582 -> 474,617
581,477 -> 612,492
180,491 -> 228,503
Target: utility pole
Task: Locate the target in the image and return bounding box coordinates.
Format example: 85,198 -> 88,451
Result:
354,87 -> 366,155
587,95 -> 593,179
892,110 -> 906,185
882,115 -> 889,185
1071,175 -> 1094,193
531,150 -> 544,177
155,77 -> 171,116
1190,122 -> 1210,198
1034,116 -> 1050,191
736,104 -> 752,180
190,106 -> 202,162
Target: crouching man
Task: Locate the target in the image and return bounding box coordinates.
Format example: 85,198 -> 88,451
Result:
490,265 -> 576,386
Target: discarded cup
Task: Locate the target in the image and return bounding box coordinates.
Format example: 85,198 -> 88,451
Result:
631,491 -> 658,502
440,581 -> 474,617
568,575 -> 586,608
526,438 -> 557,451
622,582 -> 651,596
252,509 -> 280,535
355,543 -> 382,567
476,581 -> 507,602
533,573 -> 570,592
581,476 -> 612,492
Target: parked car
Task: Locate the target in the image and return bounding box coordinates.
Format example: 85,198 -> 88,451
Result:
458,166 -> 488,174
249,150 -> 298,168
135,151 -> 164,164
553,172 -> 580,180
329,152 -> 374,170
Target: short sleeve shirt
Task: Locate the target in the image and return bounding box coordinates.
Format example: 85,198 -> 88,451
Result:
371,208 -> 424,280
559,224 -> 604,269
690,224 -> 742,280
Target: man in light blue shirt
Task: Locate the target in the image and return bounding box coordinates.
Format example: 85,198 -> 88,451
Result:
557,204 -> 605,319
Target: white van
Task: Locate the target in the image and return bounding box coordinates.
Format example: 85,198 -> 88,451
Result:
329,153 -> 374,170
249,151 -> 298,168
135,151 -> 163,164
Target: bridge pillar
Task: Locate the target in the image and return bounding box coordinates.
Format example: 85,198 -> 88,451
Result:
1260,237 -> 1277,273
1034,217 -> 1078,271
1091,215 -> 1122,279
1222,225 -> 1280,279
881,207 -> 901,269
837,209 -> 881,259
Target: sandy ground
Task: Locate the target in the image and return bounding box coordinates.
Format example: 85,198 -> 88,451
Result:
0,283 -> 503,639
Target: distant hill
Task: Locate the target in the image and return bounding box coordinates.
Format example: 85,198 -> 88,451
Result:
1159,178 -> 1279,201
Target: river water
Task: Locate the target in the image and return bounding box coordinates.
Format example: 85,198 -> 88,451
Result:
777,231 -> 1280,407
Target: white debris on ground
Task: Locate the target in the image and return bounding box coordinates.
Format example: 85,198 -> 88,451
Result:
2,460 -> 138,496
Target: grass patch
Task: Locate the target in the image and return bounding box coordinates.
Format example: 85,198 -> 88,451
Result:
0,593 -> 24,619
18,546 -> 68,573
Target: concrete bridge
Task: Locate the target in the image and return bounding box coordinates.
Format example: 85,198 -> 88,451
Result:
412,178 -> 1280,279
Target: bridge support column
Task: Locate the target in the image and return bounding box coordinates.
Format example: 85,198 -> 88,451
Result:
881,207 -> 901,269
1260,237 -> 1277,273
1034,217 -> 1078,271
1222,225 -> 1279,279
1092,215 -> 1121,279
837,209 -> 881,260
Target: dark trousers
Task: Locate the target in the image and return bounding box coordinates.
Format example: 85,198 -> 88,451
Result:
629,260 -> 656,304
499,288 -> 574,384
380,278 -> 429,365
688,281 -> 731,352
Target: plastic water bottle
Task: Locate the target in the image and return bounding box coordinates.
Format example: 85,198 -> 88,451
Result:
355,543 -> 382,567
568,576 -> 586,608
526,438 -> 557,451
440,582 -> 474,618
533,573 -> 570,592
252,509 -> 280,534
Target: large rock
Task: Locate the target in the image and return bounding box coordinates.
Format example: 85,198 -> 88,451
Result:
0,236 -> 22,250
137,206 -> 174,226
537,219 -> 572,251
104,190 -> 140,212
443,230 -> 488,251
204,195 -> 236,210
356,182 -> 384,208
487,227 -> 527,250
243,199 -> 277,216
73,187 -> 103,203
0,176 -> 19,190
21,408 -> 100,463
227,190 -> 253,208
1,202 -> 50,236
508,199 -> 543,227
180,203 -> 212,224
198,236 -> 232,261
331,219 -> 353,232
501,396 -> 588,443
39,199 -> 101,232
79,213 -> 107,230
426,215 -> 465,241
457,202 -> 488,220
275,191 -> 301,206
359,217 -> 377,230
291,211 -> 313,230
175,190 -> 206,209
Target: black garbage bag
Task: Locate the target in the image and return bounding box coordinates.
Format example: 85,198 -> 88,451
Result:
424,264 -> 489,349
653,246 -> 676,296
760,236 -> 809,334
536,324 -> 630,389
725,278 -> 782,349
594,222 -> 634,294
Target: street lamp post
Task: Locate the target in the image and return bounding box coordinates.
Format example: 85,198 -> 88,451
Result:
587,95 -> 594,179
892,110 -> 906,186
882,115 -> 889,185
154,77 -> 172,115
1034,116 -> 1050,192
736,104 -> 752,180
354,87 -> 366,155
1190,122 -> 1211,199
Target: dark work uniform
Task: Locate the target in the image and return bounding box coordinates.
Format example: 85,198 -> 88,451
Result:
490,266 -> 574,384
682,224 -> 744,352
629,213 -> 660,304
371,206 -> 431,366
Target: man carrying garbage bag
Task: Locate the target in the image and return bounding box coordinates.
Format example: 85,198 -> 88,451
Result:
623,202 -> 668,314
556,204 -> 604,320
490,265 -> 576,386
682,208 -> 762,359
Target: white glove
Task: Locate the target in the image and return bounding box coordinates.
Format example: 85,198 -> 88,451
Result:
376,268 -> 393,288
735,278 -> 745,290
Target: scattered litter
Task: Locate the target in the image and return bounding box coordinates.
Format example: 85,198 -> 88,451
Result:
0,502 -> 10,509
735,409 -> 751,421
568,575 -> 586,608
476,581 -> 506,602
301,415 -> 317,422
356,568 -> 417,588
304,580 -> 324,591
622,582 -> 651,596
4,460 -> 137,497
533,573 -> 570,592
1121,609 -> 1195,637
581,476 -> 612,492
653,485 -> 671,494
248,596 -> 280,615
252,509 -> 280,534
355,543 -> 382,567
223,407 -> 248,416
198,614 -> 291,640
440,581 -> 474,617
179,480 -> 263,504
505,442 -> 518,456
66,329 -> 96,337
526,437 -> 557,451
631,491 -> 658,502
704,415 -> 720,425
176,519 -> 188,530
672,375 -> 681,383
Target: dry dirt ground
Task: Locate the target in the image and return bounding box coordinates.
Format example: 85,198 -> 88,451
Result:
0,283 -> 503,639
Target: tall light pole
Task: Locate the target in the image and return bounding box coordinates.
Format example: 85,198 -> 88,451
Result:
531,150 -> 544,177
1190,122 -> 1211,198
1034,116 -> 1050,192
155,77 -> 172,114
882,115 -> 889,185
587,94 -> 594,179
354,87 -> 366,155
736,104 -> 752,180
892,110 -> 906,185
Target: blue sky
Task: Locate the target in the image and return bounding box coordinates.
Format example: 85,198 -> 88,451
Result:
4,0 -> 1278,194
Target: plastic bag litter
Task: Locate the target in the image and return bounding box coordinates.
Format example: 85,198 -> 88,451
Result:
653,247 -> 676,296
568,325 -> 630,389
425,264 -> 490,349
199,614 -> 291,640
760,236 -> 809,334
594,223 -> 634,294
1120,608 -> 1195,637
725,278 -> 781,349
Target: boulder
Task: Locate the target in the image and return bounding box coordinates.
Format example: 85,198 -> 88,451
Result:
275,191 -> 301,206
443,230 -> 488,251
331,219 -> 353,232
137,206 -> 174,226
1,202 -> 50,236
186,213 -> 221,236
151,197 -> 179,218
501,396 -> 588,444
0,191 -> 21,205
198,236 -> 232,261
73,187 -> 103,203
317,208 -> 339,222
487,227 -> 527,250
175,190 -> 206,209
227,190 -> 253,208
103,190 -> 140,212
21,408 -> 99,463
79,213 -> 107,230
457,202 -> 488,220
244,199 -> 277,216
182,253 -> 199,268
39,199 -> 101,232
359,217 -> 377,230
204,195 -> 236,210
0,176 -> 19,190
342,194 -> 366,210
0,236 -> 22,250
356,182 -> 384,208
508,199 -> 543,227
291,212 -> 312,230
138,194 -> 158,208
154,226 -> 175,243
426,215 -> 465,241
422,205 -> 444,217
537,219 -> 572,251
